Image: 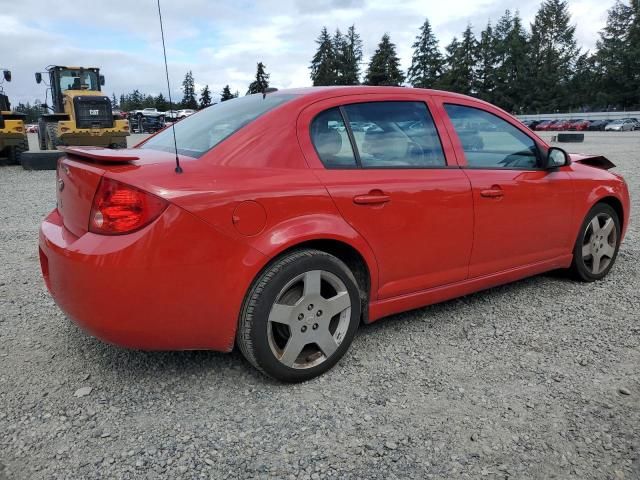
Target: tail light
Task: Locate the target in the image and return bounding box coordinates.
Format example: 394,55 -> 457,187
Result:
89,178 -> 168,235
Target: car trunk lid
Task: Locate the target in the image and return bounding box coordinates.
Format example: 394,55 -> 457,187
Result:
56,148 -> 189,237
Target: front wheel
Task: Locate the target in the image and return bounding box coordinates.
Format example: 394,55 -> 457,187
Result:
237,249 -> 361,382
570,203 -> 621,282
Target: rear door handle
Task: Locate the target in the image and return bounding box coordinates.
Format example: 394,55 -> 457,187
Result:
353,192 -> 390,205
480,187 -> 504,199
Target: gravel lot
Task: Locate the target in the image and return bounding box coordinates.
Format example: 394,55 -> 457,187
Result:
0,132 -> 638,479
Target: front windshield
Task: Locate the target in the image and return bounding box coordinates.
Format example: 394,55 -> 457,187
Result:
141,93 -> 296,158
59,70 -> 99,91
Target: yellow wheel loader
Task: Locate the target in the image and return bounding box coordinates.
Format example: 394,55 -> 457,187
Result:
0,69 -> 28,165
35,66 -> 129,149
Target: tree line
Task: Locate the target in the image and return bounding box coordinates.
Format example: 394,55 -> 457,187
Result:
309,0 -> 640,113
116,71 -> 241,112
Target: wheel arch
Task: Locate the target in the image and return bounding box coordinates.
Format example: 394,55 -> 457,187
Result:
596,195 -> 624,231
245,231 -> 379,325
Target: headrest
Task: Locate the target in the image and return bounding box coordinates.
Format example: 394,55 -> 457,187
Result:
315,129 -> 342,157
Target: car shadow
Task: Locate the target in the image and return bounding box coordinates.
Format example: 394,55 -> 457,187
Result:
57,269 -> 582,385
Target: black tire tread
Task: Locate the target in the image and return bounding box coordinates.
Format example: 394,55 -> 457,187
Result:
569,202 -> 620,282
7,136 -> 28,165
237,249 -> 357,380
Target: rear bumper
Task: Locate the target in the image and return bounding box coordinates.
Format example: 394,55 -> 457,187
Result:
39,206 -> 265,351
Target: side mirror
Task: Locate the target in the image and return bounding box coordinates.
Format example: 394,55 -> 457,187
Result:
35,72 -> 42,84
99,75 -> 105,86
547,147 -> 570,169
3,70 -> 11,82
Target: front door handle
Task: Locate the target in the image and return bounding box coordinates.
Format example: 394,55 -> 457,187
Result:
353,191 -> 390,205
480,187 -> 504,199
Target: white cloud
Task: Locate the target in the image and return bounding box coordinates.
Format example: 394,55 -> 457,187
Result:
0,0 -> 617,106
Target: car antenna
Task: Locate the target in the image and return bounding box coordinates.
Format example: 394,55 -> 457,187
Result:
156,0 -> 182,174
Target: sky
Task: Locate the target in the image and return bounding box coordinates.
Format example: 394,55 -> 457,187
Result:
0,0 -> 616,106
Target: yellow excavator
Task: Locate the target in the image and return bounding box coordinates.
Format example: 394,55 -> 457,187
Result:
0,69 -> 28,165
35,66 -> 129,149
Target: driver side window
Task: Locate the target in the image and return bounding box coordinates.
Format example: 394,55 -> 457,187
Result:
445,104 -> 540,169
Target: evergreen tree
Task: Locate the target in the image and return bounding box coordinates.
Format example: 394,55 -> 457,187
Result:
111,93 -> 118,108
199,84 -> 212,108
527,0 -> 578,112
627,0 -> 640,108
364,33 -> 405,86
439,26 -> 478,95
407,18 -> 444,88
338,25 -> 363,85
247,62 -> 270,94
594,1 -> 638,108
493,10 -> 530,112
155,93 -> 168,111
180,71 -> 198,109
220,84 -> 235,101
119,94 -> 126,110
332,29 -> 347,84
475,22 -> 498,102
310,27 -> 337,85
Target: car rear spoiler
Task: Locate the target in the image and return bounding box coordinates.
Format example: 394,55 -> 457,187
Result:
570,154 -> 616,170
60,146 -> 139,163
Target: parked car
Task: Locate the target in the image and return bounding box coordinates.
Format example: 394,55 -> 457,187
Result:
535,120 -> 556,131
39,86 -> 630,382
551,119 -> 572,131
605,119 -> 636,131
526,120 -> 545,130
622,118 -> 639,130
129,107 -> 164,118
26,124 -> 38,133
587,120 -> 610,131
177,109 -> 196,119
568,119 -> 590,131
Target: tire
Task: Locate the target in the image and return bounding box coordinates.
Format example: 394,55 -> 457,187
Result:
7,136 -> 28,165
237,249 -> 361,382
37,119 -> 47,150
45,123 -> 60,150
569,203 -> 621,282
110,138 -> 128,149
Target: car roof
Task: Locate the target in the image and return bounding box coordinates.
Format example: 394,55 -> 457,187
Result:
270,85 -> 488,104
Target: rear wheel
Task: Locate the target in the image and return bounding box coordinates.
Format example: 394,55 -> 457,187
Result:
45,123 -> 60,150
237,249 -> 361,382
7,136 -> 28,165
570,203 -> 621,282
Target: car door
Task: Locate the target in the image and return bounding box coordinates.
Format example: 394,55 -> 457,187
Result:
435,97 -> 575,278
298,94 -> 474,300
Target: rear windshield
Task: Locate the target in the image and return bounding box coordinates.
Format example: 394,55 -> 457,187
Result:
140,93 -> 296,158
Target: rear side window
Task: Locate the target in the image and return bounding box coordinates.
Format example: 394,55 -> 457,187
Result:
343,102 -> 446,168
445,104 -> 540,169
310,101 -> 446,169
310,108 -> 358,168
141,93 -> 296,158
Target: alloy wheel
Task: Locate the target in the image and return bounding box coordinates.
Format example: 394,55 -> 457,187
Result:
581,213 -> 617,275
267,270 -> 352,369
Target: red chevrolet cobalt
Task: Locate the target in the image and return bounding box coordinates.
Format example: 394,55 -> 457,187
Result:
39,87 -> 630,382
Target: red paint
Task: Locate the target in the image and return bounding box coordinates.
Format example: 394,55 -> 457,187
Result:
39,86 -> 631,351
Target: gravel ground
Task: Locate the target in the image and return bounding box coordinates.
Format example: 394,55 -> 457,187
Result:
0,132 -> 638,479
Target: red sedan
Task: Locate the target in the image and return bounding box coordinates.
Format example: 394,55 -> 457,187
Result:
39,87 -> 630,382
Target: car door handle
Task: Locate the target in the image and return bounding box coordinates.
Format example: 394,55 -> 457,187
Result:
353,192 -> 390,205
480,188 -> 504,199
